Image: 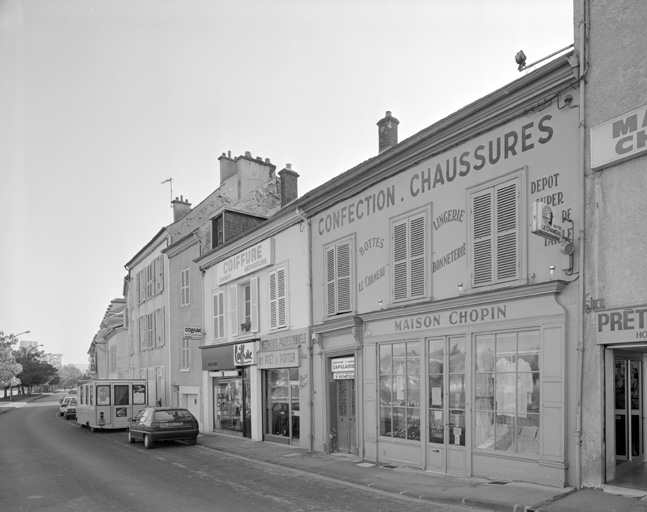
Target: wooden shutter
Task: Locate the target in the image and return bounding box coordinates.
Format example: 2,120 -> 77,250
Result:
409,213 -> 426,298
229,285 -> 238,337
277,268 -> 287,327
213,292 -> 224,339
472,189 -> 494,286
495,181 -> 518,281
326,247 -> 336,315
393,219 -> 409,301
155,255 -> 164,294
155,307 -> 165,346
138,270 -> 144,303
336,243 -> 351,312
139,316 -> 145,351
250,276 -> 259,332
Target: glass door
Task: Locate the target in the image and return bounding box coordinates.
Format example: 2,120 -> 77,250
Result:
427,336 -> 466,474
615,358 -> 643,467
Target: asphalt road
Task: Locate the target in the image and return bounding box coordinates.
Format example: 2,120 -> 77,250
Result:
0,394 -> 459,512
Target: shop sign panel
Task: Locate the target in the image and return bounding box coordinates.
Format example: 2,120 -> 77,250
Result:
183,326 -> 202,338
595,305 -> 647,344
591,104 -> 647,170
331,356 -> 355,379
257,347 -> 300,369
216,238 -> 274,285
234,342 -> 256,366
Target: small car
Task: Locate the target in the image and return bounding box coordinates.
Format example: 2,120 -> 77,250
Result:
127,407 -> 199,449
64,399 -> 77,420
59,396 -> 75,417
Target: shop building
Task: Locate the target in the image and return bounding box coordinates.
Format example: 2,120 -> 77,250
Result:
197,166 -> 312,447
305,55 -> 581,486
579,0 -> 647,490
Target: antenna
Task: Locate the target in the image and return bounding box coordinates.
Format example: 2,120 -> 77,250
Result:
161,178 -> 173,207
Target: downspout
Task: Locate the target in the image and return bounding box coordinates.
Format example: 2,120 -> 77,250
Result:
574,0 -> 588,490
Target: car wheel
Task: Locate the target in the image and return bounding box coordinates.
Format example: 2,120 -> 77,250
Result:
144,435 -> 154,449
188,437 -> 197,446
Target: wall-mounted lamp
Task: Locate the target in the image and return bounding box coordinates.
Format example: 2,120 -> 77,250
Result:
378,299 -> 384,309
515,50 -> 527,71
549,265 -> 556,280
457,283 -> 464,296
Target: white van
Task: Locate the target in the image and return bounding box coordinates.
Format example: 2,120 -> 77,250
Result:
76,379 -> 147,431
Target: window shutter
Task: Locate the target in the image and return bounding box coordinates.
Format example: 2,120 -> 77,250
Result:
326,247 -> 336,315
393,219 -> 408,301
229,285 -> 238,337
214,292 -> 224,339
155,307 -> 165,346
409,213 -> 426,298
495,181 -> 518,281
277,268 -> 287,327
472,189 -> 494,286
139,316 -> 145,351
250,276 -> 259,332
138,271 -> 144,304
269,271 -> 278,329
156,255 -> 164,294
336,243 -> 351,312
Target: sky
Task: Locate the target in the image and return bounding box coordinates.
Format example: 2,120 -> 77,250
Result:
0,0 -> 574,365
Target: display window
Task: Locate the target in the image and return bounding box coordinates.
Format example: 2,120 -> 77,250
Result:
474,330 -> 540,455
264,368 -> 300,440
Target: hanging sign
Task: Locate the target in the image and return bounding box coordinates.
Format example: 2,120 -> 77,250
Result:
531,200 -> 562,241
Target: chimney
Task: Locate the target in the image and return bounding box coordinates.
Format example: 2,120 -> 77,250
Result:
171,195 -> 192,222
278,164 -> 299,206
377,111 -> 399,153
218,151 -> 237,183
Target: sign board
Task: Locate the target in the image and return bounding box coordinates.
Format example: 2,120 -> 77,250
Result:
257,347 -> 300,369
591,104 -> 647,171
184,326 -> 202,337
531,200 -> 562,241
595,305 -> 647,344
234,342 -> 256,366
331,356 -> 355,379
216,239 -> 274,285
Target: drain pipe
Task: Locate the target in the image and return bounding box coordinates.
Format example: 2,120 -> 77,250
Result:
574,0 -> 589,490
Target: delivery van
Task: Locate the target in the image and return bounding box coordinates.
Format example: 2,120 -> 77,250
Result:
76,379 -> 147,431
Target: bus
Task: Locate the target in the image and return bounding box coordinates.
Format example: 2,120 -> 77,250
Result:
76,379 -> 147,431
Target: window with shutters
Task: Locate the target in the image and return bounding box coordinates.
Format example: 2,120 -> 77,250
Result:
230,277 -> 259,336
138,307 -> 165,351
391,209 -> 428,302
324,238 -> 353,316
137,255 -> 164,303
213,290 -> 225,340
269,266 -> 288,329
181,337 -> 190,370
469,175 -> 522,288
180,268 -> 190,307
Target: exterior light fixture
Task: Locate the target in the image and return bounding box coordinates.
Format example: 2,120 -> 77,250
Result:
515,50 -> 527,71
458,283 -> 464,296
549,265 -> 556,280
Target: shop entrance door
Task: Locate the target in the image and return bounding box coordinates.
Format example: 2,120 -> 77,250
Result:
615,358 -> 643,469
331,379 -> 356,453
427,336 -> 467,474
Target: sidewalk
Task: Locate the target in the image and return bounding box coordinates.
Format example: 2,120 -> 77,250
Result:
196,432 -> 647,512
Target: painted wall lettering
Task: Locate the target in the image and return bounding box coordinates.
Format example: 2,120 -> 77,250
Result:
358,237 -> 385,256
358,266 -> 386,292
433,209 -> 465,230
432,243 -> 466,273
394,305 -> 507,331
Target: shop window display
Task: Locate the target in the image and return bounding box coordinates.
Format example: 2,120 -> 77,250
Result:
379,342 -> 421,440
474,330 -> 540,455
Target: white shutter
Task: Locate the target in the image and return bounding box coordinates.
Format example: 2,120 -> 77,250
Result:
269,271 -> 278,329
155,307 -> 165,346
250,276 -> 259,332
156,255 -> 164,294
495,181 -> 518,281
393,219 -> 408,301
277,268 -> 287,327
326,247 -> 336,315
336,243 -> 351,312
139,316 -> 145,351
409,213 -> 426,298
229,285 -> 238,337
472,189 -> 494,286
213,292 -> 225,339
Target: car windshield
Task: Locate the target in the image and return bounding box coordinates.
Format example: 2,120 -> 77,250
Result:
154,410 -> 192,421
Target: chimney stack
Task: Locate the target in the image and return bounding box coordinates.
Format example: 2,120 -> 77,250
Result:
377,111 -> 399,153
172,195 -> 192,222
279,164 -> 299,206
218,151 -> 237,183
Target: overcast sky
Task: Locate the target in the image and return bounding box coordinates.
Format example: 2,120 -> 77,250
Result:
0,0 -> 573,365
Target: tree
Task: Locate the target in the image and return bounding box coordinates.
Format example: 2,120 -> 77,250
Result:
0,332 -> 23,398
14,347 -> 58,395
57,364 -> 84,390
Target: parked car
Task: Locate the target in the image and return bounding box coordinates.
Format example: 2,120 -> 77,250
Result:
64,399 -> 77,420
127,407 -> 199,449
59,396 -> 75,417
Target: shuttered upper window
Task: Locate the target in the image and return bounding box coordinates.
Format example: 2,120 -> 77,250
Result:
213,291 -> 225,340
269,266 -> 288,329
391,210 -> 428,302
180,268 -> 190,306
470,176 -> 520,287
325,239 -> 353,316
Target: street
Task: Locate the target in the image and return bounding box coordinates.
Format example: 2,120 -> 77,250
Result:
0,394 -> 458,512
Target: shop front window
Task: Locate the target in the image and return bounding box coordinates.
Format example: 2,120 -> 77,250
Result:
474,330 -> 540,455
265,368 -> 300,440
379,342 -> 421,440
216,379 -> 243,433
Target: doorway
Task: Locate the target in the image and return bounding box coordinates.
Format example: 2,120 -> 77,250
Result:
614,357 -> 643,473
330,378 -> 356,453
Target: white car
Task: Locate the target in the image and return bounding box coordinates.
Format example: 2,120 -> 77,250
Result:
59,396 -> 75,417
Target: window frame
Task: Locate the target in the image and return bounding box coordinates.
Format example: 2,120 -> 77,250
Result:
212,214 -> 224,250
181,337 -> 190,370
180,267 -> 190,307
390,206 -> 430,303
229,276 -> 259,337
324,237 -> 354,317
468,169 -> 526,289
213,290 -> 225,340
